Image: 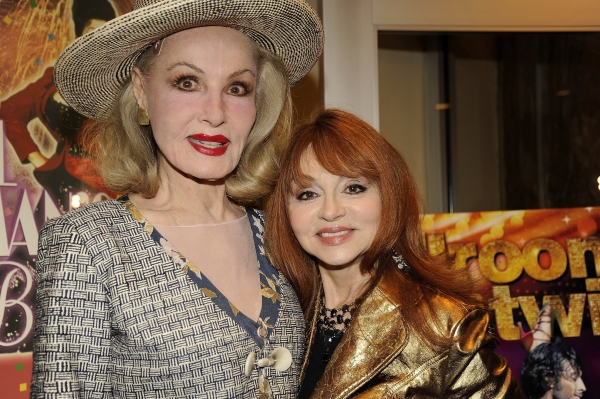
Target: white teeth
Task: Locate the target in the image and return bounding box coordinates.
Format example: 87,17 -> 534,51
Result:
320,230 -> 349,237
189,138 -> 225,148
199,141 -> 221,148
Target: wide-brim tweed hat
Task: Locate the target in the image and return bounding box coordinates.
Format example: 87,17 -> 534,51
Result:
54,0 -> 323,120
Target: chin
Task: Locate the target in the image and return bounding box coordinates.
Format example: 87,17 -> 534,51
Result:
188,168 -> 234,182
320,257 -> 361,270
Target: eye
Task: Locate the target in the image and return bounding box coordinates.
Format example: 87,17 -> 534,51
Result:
227,82 -> 252,96
345,184 -> 367,195
173,76 -> 199,91
296,190 -> 318,201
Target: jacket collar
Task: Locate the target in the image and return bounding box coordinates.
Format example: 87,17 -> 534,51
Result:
306,267 -> 409,398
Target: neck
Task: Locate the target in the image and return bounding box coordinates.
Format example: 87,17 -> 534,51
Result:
319,263 -> 372,309
129,169 -> 243,226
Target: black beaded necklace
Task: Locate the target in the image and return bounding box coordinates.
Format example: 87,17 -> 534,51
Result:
317,296 -> 362,363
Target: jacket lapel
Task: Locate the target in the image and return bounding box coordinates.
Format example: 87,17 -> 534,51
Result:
311,272 -> 408,399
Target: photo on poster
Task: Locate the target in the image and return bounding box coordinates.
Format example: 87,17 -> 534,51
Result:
423,207 -> 600,397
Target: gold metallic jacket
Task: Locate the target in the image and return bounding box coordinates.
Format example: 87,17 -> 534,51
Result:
302,269 -> 525,398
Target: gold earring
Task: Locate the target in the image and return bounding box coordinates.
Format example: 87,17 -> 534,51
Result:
138,108 -> 150,126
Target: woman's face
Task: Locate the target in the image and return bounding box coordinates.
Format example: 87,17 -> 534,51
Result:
132,26 -> 258,182
287,151 -> 382,270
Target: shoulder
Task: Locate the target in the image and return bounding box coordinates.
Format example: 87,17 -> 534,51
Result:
37,199 -> 148,276
36,201 -> 126,273
375,266 -> 485,337
428,293 -> 488,340
40,199 -> 130,238
47,199 -> 127,223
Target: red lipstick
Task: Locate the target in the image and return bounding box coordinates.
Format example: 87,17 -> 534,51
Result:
187,134 -> 230,156
316,226 -> 353,246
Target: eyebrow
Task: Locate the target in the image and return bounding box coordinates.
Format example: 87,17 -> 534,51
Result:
167,62 -> 256,78
561,365 -> 581,379
167,62 -> 202,73
228,68 -> 256,79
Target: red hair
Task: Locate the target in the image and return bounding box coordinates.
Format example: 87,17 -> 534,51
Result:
265,109 -> 487,341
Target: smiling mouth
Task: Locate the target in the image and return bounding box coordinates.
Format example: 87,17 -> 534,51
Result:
187,134 -> 230,156
188,138 -> 228,148
319,230 -> 351,238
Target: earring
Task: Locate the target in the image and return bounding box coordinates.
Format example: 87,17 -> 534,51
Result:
392,249 -> 408,270
138,108 -> 150,126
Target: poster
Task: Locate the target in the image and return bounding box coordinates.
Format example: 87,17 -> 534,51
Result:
423,207 -> 600,395
0,1 -> 131,397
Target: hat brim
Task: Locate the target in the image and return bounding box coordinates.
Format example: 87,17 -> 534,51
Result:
54,0 -> 323,120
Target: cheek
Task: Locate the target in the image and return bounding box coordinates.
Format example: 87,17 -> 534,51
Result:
146,89 -> 186,120
239,97 -> 257,115
287,209 -> 304,236
364,202 -> 383,230
287,206 -> 311,238
362,203 -> 382,247
233,100 -> 257,131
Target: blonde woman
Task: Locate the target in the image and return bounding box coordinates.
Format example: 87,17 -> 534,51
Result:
32,1 -> 323,397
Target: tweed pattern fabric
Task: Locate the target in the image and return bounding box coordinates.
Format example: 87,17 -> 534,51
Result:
124,196 -> 285,349
32,199 -> 305,398
53,0 -> 323,120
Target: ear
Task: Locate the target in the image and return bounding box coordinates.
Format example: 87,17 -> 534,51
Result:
131,67 -> 149,109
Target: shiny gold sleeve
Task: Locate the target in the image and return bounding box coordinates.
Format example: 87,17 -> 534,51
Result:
348,309 -> 526,399
442,309 -> 526,399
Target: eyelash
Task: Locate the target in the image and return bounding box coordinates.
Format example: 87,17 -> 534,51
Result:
228,82 -> 253,96
346,184 -> 367,194
172,76 -> 253,96
173,75 -> 198,91
294,183 -> 368,201
296,190 -> 317,201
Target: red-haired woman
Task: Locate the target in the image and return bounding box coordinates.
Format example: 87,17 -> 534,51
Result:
265,109 -> 525,398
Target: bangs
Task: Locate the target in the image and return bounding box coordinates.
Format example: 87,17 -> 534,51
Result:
285,122 -> 380,192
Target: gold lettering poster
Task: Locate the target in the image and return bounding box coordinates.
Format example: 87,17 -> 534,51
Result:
423,207 -> 600,394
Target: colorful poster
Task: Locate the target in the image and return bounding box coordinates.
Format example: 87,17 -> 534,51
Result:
0,1 -> 131,397
423,207 -> 600,396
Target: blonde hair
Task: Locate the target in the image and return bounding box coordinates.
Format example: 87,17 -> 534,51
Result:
85,40 -> 292,204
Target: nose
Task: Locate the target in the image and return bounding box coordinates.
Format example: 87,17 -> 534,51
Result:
318,194 -> 345,222
199,90 -> 227,127
576,377 -> 586,392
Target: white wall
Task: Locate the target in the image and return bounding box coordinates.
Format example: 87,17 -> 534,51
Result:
321,0 -> 379,129
321,0 -> 599,213
378,36 -> 428,209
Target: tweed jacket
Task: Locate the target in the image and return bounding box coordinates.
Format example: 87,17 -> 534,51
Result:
32,198 -> 305,398
303,267 -> 525,398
